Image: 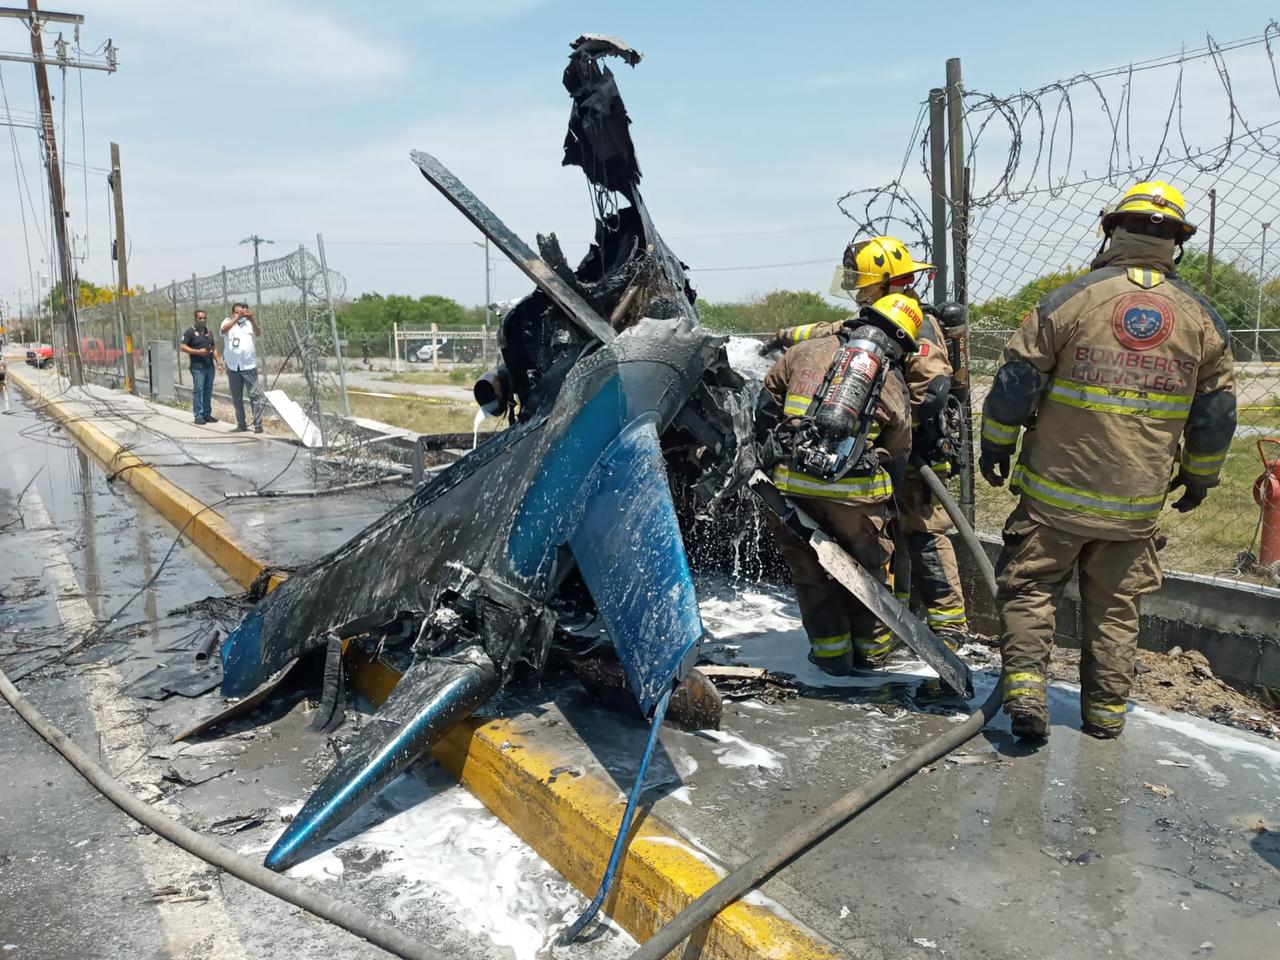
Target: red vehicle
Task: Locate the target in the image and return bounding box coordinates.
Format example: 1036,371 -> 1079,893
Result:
25,344 -> 54,368
81,337 -> 127,366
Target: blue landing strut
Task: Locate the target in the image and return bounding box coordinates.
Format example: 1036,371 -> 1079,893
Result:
561,685 -> 673,943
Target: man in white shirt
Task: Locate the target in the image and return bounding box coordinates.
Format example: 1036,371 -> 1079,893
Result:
220,302 -> 264,433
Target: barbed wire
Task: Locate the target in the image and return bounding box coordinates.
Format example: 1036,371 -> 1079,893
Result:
146,248 -> 347,309
837,20 -> 1280,255
837,21 -> 1280,586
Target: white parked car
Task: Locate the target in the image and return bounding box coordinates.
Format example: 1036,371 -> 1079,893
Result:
408,339 -> 449,363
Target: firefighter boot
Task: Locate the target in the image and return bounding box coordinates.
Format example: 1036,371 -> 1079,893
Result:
853,631 -> 894,668
808,646 -> 854,677
1081,714 -> 1124,739
1004,670 -> 1050,740
1006,699 -> 1050,740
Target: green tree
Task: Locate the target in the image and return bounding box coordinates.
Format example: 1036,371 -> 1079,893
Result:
698,290 -> 850,333
337,292 -> 471,334
968,267 -> 1089,330
1174,249 -> 1264,333
44,278 -> 141,311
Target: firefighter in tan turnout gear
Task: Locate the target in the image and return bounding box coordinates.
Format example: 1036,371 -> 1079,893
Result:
756,291 -> 919,675
980,181 -> 1237,740
764,236 -> 971,650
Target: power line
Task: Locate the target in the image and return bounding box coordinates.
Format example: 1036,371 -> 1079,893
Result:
688,257 -> 832,274
0,63 -> 48,253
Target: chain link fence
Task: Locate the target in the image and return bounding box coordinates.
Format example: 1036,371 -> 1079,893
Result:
965,146 -> 1280,580
842,23 -> 1280,583
74,244 -> 393,484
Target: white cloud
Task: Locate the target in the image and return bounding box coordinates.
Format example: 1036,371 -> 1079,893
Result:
81,0 -> 406,85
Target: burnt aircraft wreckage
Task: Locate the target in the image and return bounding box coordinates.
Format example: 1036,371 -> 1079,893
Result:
199,34 -> 971,931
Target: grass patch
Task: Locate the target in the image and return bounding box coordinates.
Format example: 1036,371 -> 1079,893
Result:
382,366 -> 484,387
346,391 -> 503,436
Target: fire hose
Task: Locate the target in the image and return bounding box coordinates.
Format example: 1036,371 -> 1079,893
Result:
0,664 -> 446,960
629,464 -> 1002,960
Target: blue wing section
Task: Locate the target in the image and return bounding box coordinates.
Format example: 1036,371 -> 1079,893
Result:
221,605 -> 266,698
569,415 -> 703,714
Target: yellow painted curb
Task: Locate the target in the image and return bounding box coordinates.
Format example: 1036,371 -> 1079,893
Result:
13,367 -> 842,960
8,367 -> 275,591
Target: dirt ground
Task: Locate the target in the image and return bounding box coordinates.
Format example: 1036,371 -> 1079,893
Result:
1062,646 -> 1277,737
960,637 -> 1279,739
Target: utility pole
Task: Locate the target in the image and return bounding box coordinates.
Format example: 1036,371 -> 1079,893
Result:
945,55 -> 975,526
9,3 -> 81,383
472,239 -> 492,325
240,234 -> 273,320
109,142 -> 137,394
927,88 -> 949,303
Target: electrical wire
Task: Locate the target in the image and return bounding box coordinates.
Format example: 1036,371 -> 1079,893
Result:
0,63 -> 49,258
0,665 -> 444,960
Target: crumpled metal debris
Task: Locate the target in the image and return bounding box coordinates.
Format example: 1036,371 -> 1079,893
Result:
210,34 -> 756,873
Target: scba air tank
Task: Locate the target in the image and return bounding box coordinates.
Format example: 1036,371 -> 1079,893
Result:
813,325 -> 893,442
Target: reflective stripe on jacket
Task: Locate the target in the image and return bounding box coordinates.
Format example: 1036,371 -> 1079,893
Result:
759,333 -> 910,505
984,260 -> 1236,540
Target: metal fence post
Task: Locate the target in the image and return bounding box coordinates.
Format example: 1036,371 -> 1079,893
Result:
1205,188 -> 1217,299
288,245 -> 326,448
431,323 -> 439,371
171,280 -> 183,387
946,57 -> 975,525
1257,221 -> 1271,363
394,322 -> 401,372
316,232 -> 350,417
928,87 -> 949,302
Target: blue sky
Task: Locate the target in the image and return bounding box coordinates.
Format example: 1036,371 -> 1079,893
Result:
1,0 -> 1276,317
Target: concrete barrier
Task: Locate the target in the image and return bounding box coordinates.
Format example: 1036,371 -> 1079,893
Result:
955,534 -> 1280,703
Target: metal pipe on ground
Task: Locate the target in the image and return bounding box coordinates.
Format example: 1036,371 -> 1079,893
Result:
0,664 -> 447,960
628,464 -> 1003,960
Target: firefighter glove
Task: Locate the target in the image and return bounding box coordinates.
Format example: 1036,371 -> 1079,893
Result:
1168,471 -> 1208,513
979,450 -> 1010,487
758,336 -> 781,356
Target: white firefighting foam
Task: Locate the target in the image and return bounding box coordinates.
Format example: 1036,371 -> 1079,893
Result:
266,775 -> 635,960
724,334 -> 774,383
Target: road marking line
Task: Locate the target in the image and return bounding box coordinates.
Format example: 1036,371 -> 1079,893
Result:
12,464 -> 250,960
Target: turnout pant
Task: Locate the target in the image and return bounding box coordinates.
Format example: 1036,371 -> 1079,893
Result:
897,473 -> 968,641
995,502 -> 1161,734
227,366 -> 264,431
190,365 -> 214,422
769,498 -> 895,666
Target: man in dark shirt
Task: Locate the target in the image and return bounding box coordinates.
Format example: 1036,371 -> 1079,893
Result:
179,309 -> 222,425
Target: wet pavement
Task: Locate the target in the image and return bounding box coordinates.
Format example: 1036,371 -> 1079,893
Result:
0,382 -> 634,960
8,368 -> 396,568
490,586 -> 1280,960
3,372 -> 1278,960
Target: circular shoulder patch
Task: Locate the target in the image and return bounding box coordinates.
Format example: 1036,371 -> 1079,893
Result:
1111,293 -> 1174,351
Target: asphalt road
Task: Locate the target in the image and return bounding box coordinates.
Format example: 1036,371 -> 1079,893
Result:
0,383 -> 633,960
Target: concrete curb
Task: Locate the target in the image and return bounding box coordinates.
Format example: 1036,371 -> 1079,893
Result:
8,367 -> 272,590
10,367 -> 842,960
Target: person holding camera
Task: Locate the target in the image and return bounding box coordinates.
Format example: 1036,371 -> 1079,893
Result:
220,302 -> 264,434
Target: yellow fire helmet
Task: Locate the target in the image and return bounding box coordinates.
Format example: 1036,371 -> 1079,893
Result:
1101,180 -> 1197,239
862,292 -> 923,351
830,235 -> 934,301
